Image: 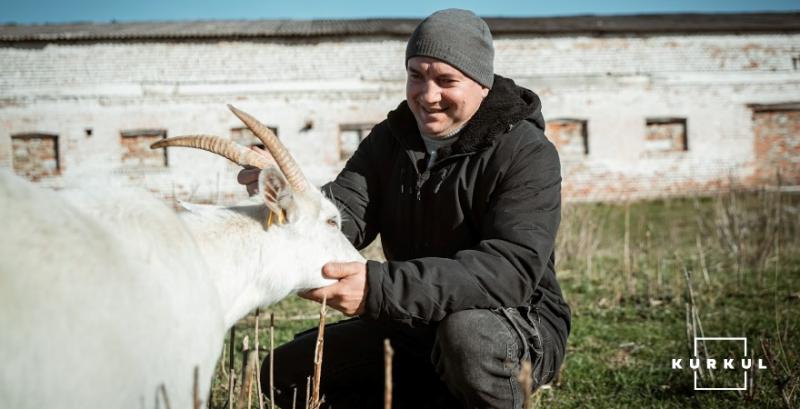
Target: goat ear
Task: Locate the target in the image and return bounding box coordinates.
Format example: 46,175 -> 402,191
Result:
258,166 -> 293,216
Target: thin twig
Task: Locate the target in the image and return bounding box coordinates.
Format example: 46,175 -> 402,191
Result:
159,383 -> 172,409
762,339 -> 795,409
310,296 -> 327,408
237,336 -> 258,409
228,326 -> 236,409
684,303 -> 693,358
685,265 -> 713,382
304,376 -> 311,409
384,339 -> 394,409
270,313 -> 275,409
695,234 -> 710,285
193,366 -> 201,409
255,309 -> 265,409
220,339 -> 228,378
623,201 -> 631,289
249,343 -> 254,409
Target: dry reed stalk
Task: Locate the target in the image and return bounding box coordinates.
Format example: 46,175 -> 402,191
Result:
623,201 -> 631,281
684,303 -> 693,359
220,339 -> 228,378
384,339 -> 394,409
193,366 -> 201,409
745,349 -> 757,401
518,360 -> 533,409
310,296 -> 327,409
761,339 -> 798,409
228,326 -> 236,409
255,309 -> 265,409
684,268 -> 702,381
530,387 -> 544,409
586,247 -> 593,279
159,383 -> 172,409
270,313 -> 275,409
683,266 -> 713,382
695,234 -> 710,285
237,336 -> 258,409
304,376 -> 311,409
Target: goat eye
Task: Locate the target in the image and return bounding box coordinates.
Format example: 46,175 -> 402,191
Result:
326,218 -> 338,228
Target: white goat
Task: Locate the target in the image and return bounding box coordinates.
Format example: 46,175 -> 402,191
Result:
0,105 -> 364,409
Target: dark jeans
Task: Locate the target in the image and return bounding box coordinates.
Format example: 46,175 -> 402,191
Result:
261,307 -> 564,409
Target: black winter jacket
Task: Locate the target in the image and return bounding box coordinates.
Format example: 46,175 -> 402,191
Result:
324,75 -> 570,345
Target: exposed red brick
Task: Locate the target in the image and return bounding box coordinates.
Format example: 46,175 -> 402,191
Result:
752,110 -> 800,185
120,130 -> 167,168
11,134 -> 59,181
546,119 -> 588,158
644,119 -> 687,153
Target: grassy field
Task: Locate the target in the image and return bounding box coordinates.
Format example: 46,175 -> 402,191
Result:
211,188 -> 800,408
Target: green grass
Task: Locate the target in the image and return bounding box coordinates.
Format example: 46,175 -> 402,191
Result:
541,265 -> 799,408
212,190 -> 800,408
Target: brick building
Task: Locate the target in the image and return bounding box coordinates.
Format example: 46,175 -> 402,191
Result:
1,13 -> 798,202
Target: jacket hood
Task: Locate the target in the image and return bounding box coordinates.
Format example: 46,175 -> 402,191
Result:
387,75 -> 544,158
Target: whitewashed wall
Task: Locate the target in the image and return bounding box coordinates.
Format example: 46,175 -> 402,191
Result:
1,33 -> 798,202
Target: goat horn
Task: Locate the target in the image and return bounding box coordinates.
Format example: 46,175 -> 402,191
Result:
227,104 -> 308,193
151,135 -> 278,169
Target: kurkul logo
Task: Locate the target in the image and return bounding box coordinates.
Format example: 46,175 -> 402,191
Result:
671,337 -> 768,391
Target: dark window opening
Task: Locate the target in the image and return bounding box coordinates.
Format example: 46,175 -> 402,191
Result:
338,124 -> 373,160
231,126 -> 279,150
545,118 -> 589,156
645,118 -> 688,153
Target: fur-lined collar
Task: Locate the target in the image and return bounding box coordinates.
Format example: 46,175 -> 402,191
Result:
387,75 -> 543,159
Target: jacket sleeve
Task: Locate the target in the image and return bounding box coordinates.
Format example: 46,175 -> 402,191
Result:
362,136 -> 562,325
321,127 -> 382,250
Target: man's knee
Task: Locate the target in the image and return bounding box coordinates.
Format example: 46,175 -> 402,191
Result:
433,309 -> 523,407
435,309 -> 512,360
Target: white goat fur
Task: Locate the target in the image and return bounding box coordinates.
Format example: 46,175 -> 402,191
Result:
0,168 -> 364,409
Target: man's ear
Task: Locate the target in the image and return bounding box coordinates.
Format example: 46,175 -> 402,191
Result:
258,166 -> 292,217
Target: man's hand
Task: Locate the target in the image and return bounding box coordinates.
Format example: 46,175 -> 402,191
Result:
301,262 -> 368,316
236,146 -> 271,196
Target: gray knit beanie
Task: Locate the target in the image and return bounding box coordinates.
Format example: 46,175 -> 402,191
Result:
405,8 -> 495,89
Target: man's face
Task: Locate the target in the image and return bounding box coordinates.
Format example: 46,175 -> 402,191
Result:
406,56 -> 489,138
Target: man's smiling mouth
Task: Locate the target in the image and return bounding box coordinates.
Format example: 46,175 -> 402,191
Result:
422,106 -> 448,114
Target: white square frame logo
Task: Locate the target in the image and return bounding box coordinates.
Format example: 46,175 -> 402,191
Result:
693,337 -> 747,391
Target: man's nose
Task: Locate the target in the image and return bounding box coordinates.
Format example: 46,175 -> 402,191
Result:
420,81 -> 442,104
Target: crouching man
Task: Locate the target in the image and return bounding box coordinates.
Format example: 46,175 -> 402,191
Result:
239,8 -> 570,408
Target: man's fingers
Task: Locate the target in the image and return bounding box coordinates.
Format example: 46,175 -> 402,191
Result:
322,262 -> 363,279
299,289 -> 320,301
300,283 -> 337,302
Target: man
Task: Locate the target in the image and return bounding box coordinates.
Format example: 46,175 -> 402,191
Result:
239,9 -> 570,408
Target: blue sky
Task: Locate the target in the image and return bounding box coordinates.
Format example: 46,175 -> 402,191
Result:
1,0 -> 798,24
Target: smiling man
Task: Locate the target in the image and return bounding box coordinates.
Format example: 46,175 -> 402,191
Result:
241,8 -> 570,408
